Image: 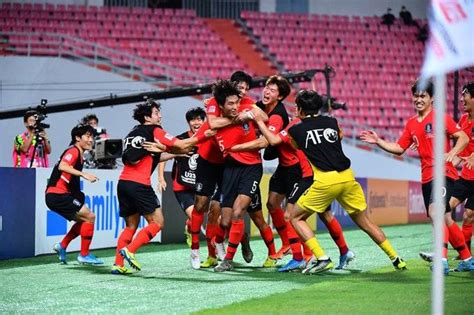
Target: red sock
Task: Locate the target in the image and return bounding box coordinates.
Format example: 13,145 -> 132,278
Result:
287,223 -> 303,260
326,217 -> 348,256
215,224 -> 227,244
260,225 -> 276,256
191,209 -> 204,250
115,227 -> 136,266
443,224 -> 449,259
224,220 -> 244,261
186,219 -> 191,233
206,223 -> 218,258
462,222 -> 472,254
60,222 -> 82,249
127,222 -> 161,253
448,223 -> 471,260
80,222 -> 94,256
270,208 -> 289,246
302,242 -> 313,260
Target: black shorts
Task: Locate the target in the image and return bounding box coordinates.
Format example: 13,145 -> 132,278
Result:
288,176 -> 313,204
221,159 -> 262,209
195,157 -> 224,197
269,163 -> 302,198
211,185 -> 222,203
421,177 -> 455,215
174,190 -> 195,212
46,192 -> 85,221
117,180 -> 160,218
451,177 -> 474,209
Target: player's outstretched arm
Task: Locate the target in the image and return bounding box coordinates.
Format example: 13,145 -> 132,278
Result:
359,130 -> 405,155
231,136 -> 268,152
256,119 -> 283,146
58,161 -> 98,183
445,130 -> 469,163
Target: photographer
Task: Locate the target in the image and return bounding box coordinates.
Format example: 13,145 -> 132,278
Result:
13,110 -> 51,168
81,113 -> 113,169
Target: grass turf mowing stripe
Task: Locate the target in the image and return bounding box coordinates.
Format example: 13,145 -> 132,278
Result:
1,224 -> 471,313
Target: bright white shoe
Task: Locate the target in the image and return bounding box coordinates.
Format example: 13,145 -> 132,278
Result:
215,242 -> 226,261
190,249 -> 201,270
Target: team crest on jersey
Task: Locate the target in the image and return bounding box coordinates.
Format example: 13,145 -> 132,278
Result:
188,153 -> 199,171
242,122 -> 250,133
425,123 -> 433,134
196,182 -> 203,192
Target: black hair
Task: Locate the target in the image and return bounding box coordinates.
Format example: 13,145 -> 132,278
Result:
265,75 -> 291,101
81,113 -> 99,125
462,81 -> 474,96
23,110 -> 37,123
212,79 -> 241,107
230,71 -> 252,87
70,123 -> 95,145
411,78 -> 434,97
295,90 -> 323,115
185,107 -> 206,122
133,99 -> 161,124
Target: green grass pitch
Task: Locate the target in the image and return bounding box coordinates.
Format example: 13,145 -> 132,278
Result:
1,223 -> 472,314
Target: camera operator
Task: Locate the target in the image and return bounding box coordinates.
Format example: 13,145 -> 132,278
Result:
13,110 -> 51,168
81,113 -> 115,169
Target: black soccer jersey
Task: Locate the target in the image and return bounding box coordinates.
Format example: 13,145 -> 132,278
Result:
287,115 -> 350,172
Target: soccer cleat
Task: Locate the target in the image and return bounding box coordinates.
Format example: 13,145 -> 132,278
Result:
190,249 -> 201,270
430,260 -> 449,275
77,253 -> 104,265
419,251 -> 433,263
273,245 -> 291,260
111,264 -> 132,275
241,232 -> 254,263
215,242 -> 226,261
214,259 -> 233,272
262,256 -> 278,268
277,259 -> 306,272
184,227 -> 192,248
453,258 -> 474,272
302,258 -> 334,274
119,247 -> 141,271
392,257 -> 407,271
200,256 -> 218,268
304,254 -> 315,264
53,243 -> 67,264
336,250 -> 355,270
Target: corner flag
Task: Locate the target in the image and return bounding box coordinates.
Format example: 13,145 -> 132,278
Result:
421,0 -> 474,77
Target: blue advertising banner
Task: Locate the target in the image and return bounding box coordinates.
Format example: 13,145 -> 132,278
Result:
0,167 -> 36,259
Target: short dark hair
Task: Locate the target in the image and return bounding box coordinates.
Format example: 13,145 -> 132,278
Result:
212,80 -> 241,107
70,123 -> 95,145
230,71 -> 252,87
23,110 -> 37,123
295,90 -> 323,115
265,75 -> 291,101
462,81 -> 474,96
185,107 -> 206,122
133,99 -> 161,124
81,113 -> 99,125
411,78 -> 434,97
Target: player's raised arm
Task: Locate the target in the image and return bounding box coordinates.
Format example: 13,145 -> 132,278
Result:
359,130 -> 405,155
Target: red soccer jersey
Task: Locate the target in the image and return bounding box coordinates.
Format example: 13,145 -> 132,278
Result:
267,114 -> 299,167
278,118 -> 313,177
215,103 -> 261,165
458,113 -> 474,180
397,110 -> 460,183
46,146 -> 81,194
198,96 -> 256,164
120,127 -> 177,186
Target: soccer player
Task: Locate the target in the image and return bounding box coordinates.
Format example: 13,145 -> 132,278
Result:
46,124 -> 103,265
189,71 -> 256,269
165,107 -> 206,247
114,100 -> 214,274
211,80 -> 269,272
257,89 -> 407,274
360,79 -> 470,274
252,117 -> 355,272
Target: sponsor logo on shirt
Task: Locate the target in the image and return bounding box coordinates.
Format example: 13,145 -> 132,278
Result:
305,128 -> 339,147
